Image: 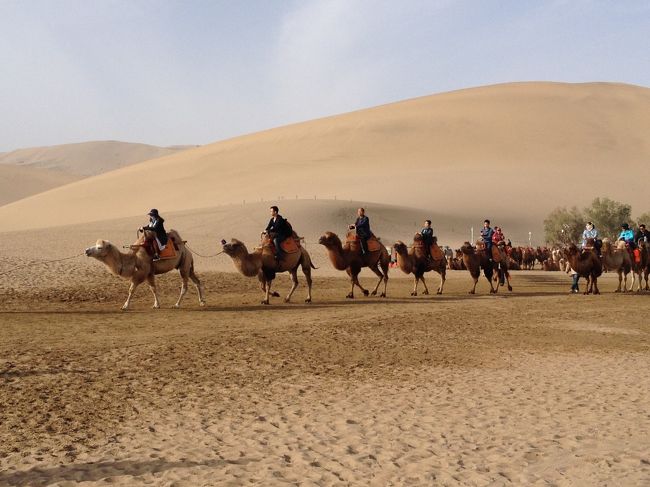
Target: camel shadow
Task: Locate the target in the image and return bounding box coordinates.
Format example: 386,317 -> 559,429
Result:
0,457 -> 230,487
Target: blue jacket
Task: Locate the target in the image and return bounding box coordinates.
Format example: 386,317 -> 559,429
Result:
581,228 -> 598,247
355,216 -> 371,238
421,227 -> 434,245
480,227 -> 494,244
618,229 -> 634,243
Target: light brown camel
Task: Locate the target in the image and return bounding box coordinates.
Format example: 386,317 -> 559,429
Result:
600,238 -> 632,292
221,236 -> 315,305
85,229 -> 205,310
460,242 -> 497,294
318,231 -> 389,298
563,244 -> 602,294
392,235 -> 446,295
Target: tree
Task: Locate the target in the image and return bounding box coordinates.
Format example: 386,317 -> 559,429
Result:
544,206 -> 584,245
583,197 -> 632,240
635,212 -> 650,227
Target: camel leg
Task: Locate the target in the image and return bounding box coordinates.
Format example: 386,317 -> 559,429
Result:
189,268 -> 206,306
262,278 -> 272,305
615,271 -> 622,292
174,277 -> 188,309
146,275 -> 160,309
122,281 -> 140,310
469,273 -> 478,294
284,269 -> 299,303
420,275 -> 430,295
592,276 -> 600,295
436,270 -> 445,295
411,276 -> 419,296
301,263 -> 313,303
369,265 -> 386,297
504,271 -> 513,292
486,270 -> 498,294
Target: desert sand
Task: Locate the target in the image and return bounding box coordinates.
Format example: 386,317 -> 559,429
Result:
0,165 -> 78,206
0,82 -> 648,236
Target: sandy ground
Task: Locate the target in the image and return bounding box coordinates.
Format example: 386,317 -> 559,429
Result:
1,257 -> 649,486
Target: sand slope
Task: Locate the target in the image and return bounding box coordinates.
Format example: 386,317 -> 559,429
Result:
0,165 -> 79,206
0,140 -> 195,177
0,82 -> 648,233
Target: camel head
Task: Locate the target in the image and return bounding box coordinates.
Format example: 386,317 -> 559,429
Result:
221,238 -> 249,258
85,239 -> 112,259
460,242 -> 475,255
393,241 -> 408,255
318,231 -> 342,249
563,244 -> 579,259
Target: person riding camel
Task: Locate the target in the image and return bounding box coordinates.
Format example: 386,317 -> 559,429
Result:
480,219 -> 494,259
618,223 -> 635,249
581,221 -> 601,254
350,208 -> 371,255
492,226 -> 505,246
421,220 -> 435,260
634,223 -> 649,244
265,206 -> 292,262
141,208 -> 167,261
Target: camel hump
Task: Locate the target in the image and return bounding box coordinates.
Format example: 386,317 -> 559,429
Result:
261,233 -> 301,254
430,243 -> 444,260
345,232 -> 381,253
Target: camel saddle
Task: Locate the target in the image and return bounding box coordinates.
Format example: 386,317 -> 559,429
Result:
262,233 -> 301,255
475,240 -> 502,262
346,232 -> 382,254
413,240 -> 444,260
137,233 -> 178,260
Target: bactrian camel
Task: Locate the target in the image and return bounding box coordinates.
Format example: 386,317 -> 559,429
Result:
393,236 -> 446,295
85,229 -> 205,310
221,236 -> 315,305
318,231 -> 389,299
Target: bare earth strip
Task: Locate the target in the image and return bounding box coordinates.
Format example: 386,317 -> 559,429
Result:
0,271 -> 649,486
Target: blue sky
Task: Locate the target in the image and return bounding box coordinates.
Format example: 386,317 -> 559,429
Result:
0,0 -> 648,151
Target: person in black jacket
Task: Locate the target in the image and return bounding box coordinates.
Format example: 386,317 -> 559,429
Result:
635,223 -> 650,244
265,206 -> 291,261
350,208 -> 371,254
141,209 -> 168,261
421,219 -> 435,259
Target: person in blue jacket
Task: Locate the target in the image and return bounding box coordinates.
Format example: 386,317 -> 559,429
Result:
581,222 -> 598,248
480,219 -> 494,251
618,223 -> 635,248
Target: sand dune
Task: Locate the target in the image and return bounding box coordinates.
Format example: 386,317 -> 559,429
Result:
0,140 -> 194,177
0,82 -> 648,237
0,165 -> 79,206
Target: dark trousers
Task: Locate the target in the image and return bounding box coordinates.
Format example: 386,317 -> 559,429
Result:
571,274 -> 579,291
273,235 -> 284,258
359,236 -> 369,254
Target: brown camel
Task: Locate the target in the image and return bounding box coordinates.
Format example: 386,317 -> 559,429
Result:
318,231 -> 389,298
85,229 -> 205,310
563,244 -> 602,294
600,238 -> 632,292
460,242 -> 497,294
221,235 -> 315,305
393,235 -> 446,295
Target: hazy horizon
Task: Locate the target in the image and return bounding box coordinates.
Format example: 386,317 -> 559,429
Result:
1,0 -> 649,152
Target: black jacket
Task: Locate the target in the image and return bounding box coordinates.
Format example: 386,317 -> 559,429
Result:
143,217 -> 168,246
355,216 -> 371,239
635,229 -> 650,243
266,215 -> 291,238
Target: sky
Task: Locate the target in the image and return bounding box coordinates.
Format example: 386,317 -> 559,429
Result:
0,0 -> 648,152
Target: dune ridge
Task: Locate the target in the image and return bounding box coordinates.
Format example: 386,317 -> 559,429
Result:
0,82 -> 648,233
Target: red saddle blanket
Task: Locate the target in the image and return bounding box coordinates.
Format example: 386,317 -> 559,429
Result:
136,234 -> 178,260
413,241 -> 444,260
263,235 -> 301,254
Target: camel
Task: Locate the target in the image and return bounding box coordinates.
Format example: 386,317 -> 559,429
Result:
563,244 -> 602,294
631,240 -> 649,292
522,247 -> 536,270
85,229 -> 205,310
491,243 -> 514,291
221,235 -> 315,305
393,235 -> 447,296
600,238 -> 633,292
460,242 -> 497,294
318,231 -> 389,298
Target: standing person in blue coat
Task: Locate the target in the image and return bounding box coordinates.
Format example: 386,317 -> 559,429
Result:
350,208 -> 371,254
480,219 -> 494,252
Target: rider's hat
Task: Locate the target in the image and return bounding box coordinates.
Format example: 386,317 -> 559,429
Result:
621,222 -> 629,229
148,208 -> 159,217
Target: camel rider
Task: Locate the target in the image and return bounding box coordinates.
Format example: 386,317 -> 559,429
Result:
350,208 -> 371,255
581,222 -> 600,253
265,206 -> 292,262
618,223 -> 635,249
480,219 -> 494,254
492,226 -> 505,246
634,224 -> 649,244
141,209 -> 168,261
421,220 -> 435,259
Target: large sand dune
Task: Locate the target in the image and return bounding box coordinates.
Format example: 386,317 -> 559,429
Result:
0,140 -> 194,177
1,82 -> 648,235
0,165 -> 78,206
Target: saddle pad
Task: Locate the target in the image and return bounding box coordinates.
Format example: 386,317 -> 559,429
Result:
280,237 -> 300,254
491,246 -> 502,262
159,242 -> 177,259
430,244 -> 444,260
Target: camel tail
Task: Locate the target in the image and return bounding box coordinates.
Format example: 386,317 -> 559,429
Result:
310,261 -> 318,270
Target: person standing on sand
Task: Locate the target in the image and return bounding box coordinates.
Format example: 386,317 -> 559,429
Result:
141,208 -> 167,261
350,208 -> 371,255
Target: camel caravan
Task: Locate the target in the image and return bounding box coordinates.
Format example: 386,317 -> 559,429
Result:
84,208 -> 650,308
